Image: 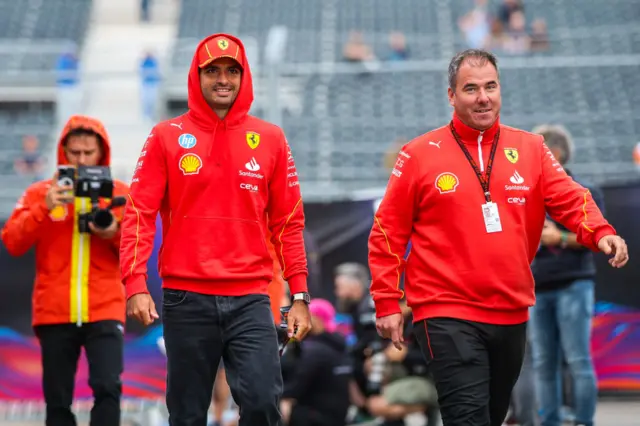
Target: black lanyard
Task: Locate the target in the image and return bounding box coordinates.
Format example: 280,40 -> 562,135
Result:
449,121 -> 500,203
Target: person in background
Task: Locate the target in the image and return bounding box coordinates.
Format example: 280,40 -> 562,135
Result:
280,299 -> 352,426
14,135 -> 45,181
140,51 -> 161,122
528,124 -> 604,426
1,115 -> 128,426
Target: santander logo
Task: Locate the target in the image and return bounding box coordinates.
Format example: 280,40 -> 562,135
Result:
245,157 -> 260,172
505,170 -> 530,191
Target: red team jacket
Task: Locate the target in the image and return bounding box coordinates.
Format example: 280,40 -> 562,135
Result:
119,34 -> 308,299
369,114 -> 616,325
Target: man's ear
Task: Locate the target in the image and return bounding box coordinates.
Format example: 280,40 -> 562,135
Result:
447,87 -> 455,107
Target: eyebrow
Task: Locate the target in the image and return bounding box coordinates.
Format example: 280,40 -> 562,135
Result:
462,80 -> 498,89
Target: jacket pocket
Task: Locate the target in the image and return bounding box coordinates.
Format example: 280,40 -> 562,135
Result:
160,216 -> 272,281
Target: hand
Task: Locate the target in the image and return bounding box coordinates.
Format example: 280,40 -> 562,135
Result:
384,342 -> 408,362
127,293 -> 159,326
540,220 -> 562,247
45,175 -> 74,211
597,235 -> 629,268
287,300 -> 312,341
376,312 -> 404,350
88,212 -> 119,239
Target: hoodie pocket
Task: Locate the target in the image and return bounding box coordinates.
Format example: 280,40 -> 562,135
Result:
160,216 -> 272,281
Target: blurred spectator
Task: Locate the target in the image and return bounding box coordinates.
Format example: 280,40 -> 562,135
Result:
343,31 -> 376,62
529,124 -> 602,426
343,31 -> 380,73
140,51 -> 161,122
280,299 -> 352,426
55,48 -> 82,127
510,343 -> 539,426
387,32 -> 410,61
502,10 -> 531,54
634,142 -> 640,171
140,0 -> 151,22
530,18 -> 550,52
14,135 -> 45,181
458,0 -> 492,49
497,0 -> 524,27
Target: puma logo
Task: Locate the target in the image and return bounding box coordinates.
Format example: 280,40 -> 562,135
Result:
170,122 -> 183,130
429,141 -> 441,148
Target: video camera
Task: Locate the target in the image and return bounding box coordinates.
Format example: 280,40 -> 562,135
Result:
58,165 -> 127,234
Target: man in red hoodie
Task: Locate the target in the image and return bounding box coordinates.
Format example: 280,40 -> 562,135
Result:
369,49 -> 629,426
119,34 -> 312,426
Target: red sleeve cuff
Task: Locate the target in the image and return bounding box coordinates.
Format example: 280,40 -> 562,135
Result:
287,274 -> 308,295
375,298 -> 402,318
124,275 -> 149,300
593,226 -> 616,251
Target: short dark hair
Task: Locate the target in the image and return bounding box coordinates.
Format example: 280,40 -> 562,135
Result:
64,127 -> 104,147
448,49 -> 499,90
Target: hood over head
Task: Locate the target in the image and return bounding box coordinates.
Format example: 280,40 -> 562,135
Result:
187,33 -> 254,130
57,115 -> 111,166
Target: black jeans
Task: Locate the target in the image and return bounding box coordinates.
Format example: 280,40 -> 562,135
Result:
413,317 -> 527,426
162,290 -> 282,426
34,320 -> 124,426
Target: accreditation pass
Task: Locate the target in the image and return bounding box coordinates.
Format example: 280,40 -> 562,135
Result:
482,202 -> 502,233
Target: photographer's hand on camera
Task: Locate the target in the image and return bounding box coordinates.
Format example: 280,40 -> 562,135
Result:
127,293 -> 159,326
45,180 -> 73,211
88,212 -> 119,239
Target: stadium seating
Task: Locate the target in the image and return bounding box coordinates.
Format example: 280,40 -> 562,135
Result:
160,0 -> 640,194
0,0 -> 92,73
0,103 -> 56,217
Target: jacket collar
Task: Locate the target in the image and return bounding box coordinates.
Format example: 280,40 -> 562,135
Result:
452,113 -> 500,145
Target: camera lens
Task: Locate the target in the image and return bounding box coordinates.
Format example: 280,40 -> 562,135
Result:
93,209 -> 113,229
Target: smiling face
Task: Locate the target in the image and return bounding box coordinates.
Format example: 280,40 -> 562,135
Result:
448,58 -> 502,131
199,57 -> 242,117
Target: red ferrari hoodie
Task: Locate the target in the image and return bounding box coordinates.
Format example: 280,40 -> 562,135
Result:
119,33 -> 308,299
369,114 -> 616,325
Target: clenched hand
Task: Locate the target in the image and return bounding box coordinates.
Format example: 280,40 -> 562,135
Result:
287,300 -> 312,341
127,293 -> 159,326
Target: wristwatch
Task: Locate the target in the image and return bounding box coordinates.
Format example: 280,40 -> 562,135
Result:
291,292 -> 311,304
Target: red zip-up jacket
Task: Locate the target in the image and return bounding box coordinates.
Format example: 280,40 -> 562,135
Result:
369,114 -> 616,325
119,34 -> 308,298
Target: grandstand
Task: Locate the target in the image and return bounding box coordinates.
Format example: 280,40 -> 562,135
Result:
0,0 -> 93,217
0,0 -> 639,208
163,0 -> 640,201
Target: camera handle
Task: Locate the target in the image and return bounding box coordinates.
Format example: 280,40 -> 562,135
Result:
92,196 -> 127,229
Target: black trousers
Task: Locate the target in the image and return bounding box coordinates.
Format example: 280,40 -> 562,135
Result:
34,320 -> 124,426
162,290 -> 282,426
413,317 -> 527,426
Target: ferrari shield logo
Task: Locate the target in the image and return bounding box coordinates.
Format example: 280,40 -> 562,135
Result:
504,148 -> 519,164
246,132 -> 260,149
217,38 -> 229,50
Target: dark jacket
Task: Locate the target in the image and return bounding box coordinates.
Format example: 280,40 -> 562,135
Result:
283,332 -> 352,426
532,170 -> 605,292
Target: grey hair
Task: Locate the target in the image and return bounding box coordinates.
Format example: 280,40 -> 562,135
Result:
448,49 -> 499,90
334,262 -> 370,288
531,124 -> 575,164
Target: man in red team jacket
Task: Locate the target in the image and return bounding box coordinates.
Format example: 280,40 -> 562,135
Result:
369,49 -> 629,426
119,33 -> 312,426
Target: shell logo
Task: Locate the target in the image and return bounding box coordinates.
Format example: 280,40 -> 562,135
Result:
435,172 -> 459,194
49,205 -> 68,221
179,153 -> 203,175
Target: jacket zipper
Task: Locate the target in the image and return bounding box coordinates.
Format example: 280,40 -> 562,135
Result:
76,232 -> 85,327
477,131 -> 485,172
